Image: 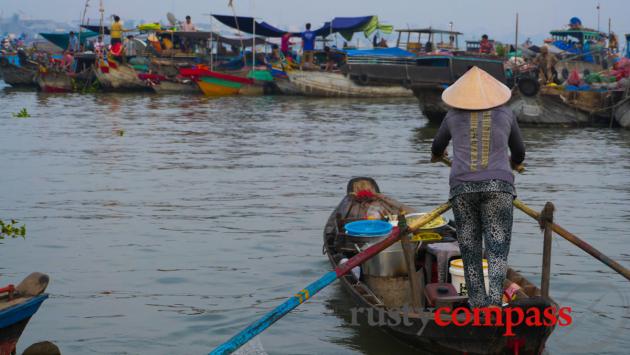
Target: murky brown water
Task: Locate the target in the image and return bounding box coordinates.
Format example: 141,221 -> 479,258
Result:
1,86 -> 629,354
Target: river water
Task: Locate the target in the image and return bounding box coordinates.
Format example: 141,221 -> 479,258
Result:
1,87 -> 629,354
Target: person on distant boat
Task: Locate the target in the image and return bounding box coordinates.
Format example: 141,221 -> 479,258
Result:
123,35 -> 137,62
300,23 -> 316,70
378,38 -> 388,48
609,33 -> 619,54
281,32 -> 293,58
534,45 -> 558,84
94,35 -> 106,56
479,34 -> 494,55
181,15 -> 197,32
425,41 -> 433,53
323,46 -> 335,71
431,66 -> 526,308
67,31 -> 79,53
110,15 -> 124,46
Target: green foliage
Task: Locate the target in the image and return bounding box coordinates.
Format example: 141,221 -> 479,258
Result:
12,108 -> 31,118
0,219 -> 26,240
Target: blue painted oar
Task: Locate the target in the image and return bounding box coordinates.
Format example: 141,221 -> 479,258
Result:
209,202 -> 452,355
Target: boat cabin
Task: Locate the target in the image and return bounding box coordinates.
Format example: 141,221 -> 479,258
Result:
395,28 -> 462,54
465,39 -> 496,53
548,29 -> 606,63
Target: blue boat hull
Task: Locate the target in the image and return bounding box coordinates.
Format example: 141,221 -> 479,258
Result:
0,295 -> 48,355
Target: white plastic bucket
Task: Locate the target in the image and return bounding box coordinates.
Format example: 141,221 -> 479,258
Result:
449,258 -> 489,295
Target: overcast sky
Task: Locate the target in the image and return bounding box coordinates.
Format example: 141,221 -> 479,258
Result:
2,0 -> 630,43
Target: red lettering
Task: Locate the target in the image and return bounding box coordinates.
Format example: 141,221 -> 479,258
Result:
543,306 -> 558,326
525,307 -> 543,327
504,307 -> 524,336
473,307 -> 503,326
558,307 -> 573,326
434,307 -> 452,326
451,307 -> 472,327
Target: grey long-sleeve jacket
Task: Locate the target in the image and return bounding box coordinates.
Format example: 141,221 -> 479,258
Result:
431,105 -> 525,189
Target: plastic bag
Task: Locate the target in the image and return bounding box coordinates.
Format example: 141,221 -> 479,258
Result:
567,68 -> 581,86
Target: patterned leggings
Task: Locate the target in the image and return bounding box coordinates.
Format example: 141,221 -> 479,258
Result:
451,191 -> 514,307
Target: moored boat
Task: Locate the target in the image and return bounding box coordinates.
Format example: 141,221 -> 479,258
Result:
286,70 -> 413,98
0,53 -> 38,88
0,273 -> 50,355
323,178 -> 556,354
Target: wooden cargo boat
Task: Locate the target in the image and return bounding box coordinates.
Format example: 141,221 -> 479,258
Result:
0,273 -> 49,355
0,54 -> 38,87
323,178 -> 556,354
36,53 -> 97,93
286,70 -> 413,98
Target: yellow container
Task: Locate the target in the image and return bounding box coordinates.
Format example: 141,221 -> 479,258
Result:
449,258 -> 489,295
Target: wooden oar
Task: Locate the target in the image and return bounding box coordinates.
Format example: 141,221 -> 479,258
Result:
512,199 -> 630,282
435,155 -> 630,281
209,202 -> 452,355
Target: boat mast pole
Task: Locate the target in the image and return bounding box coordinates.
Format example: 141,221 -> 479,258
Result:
79,0 -> 90,49
514,13 -> 519,66
210,15 -> 214,71
252,0 -> 257,70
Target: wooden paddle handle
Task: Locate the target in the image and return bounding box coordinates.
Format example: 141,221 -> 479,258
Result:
513,199 -> 630,282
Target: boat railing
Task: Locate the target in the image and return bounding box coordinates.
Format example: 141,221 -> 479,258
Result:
346,56 -> 416,66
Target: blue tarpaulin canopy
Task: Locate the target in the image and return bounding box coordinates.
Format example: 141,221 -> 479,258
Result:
211,14 -> 389,40
312,16 -> 373,37
212,15 -> 288,38
39,31 -> 99,50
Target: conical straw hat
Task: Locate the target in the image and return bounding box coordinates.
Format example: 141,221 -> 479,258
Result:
441,66 -> 512,110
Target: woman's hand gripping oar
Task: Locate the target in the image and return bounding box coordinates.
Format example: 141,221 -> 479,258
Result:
209,203 -> 452,355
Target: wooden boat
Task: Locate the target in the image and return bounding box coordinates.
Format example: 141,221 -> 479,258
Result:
323,178 -> 556,354
0,55 -> 38,87
151,79 -> 200,94
138,73 -> 200,94
35,53 -> 97,93
510,82 -> 619,126
36,69 -> 74,93
0,273 -> 49,355
287,70 -> 413,98
94,58 -> 149,91
186,69 -> 269,97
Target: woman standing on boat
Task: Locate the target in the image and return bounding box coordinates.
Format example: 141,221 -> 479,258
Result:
431,67 -> 525,308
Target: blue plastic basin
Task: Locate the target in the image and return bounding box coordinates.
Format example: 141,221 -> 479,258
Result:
344,220 -> 393,237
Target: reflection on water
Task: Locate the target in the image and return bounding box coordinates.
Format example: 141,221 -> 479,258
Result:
0,90 -> 629,354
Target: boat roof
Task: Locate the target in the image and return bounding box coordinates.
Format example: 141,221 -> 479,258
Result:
211,14 -> 380,38
396,28 -> 463,35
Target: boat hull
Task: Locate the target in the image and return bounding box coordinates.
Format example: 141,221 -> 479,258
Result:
197,77 -> 241,96
287,71 -> 413,98
0,61 -> 38,87
36,71 -> 73,93
0,295 -> 48,355
151,80 -> 200,94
